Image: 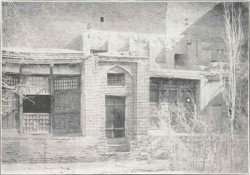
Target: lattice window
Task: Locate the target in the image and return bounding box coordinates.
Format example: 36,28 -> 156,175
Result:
54,77 -> 80,91
22,76 -> 50,95
161,90 -> 178,103
2,90 -> 19,129
149,78 -> 198,130
23,95 -> 50,133
23,113 -> 50,133
2,74 -> 19,87
107,73 -> 125,86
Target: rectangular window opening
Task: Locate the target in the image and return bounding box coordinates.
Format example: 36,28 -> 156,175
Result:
149,79 -> 159,103
149,78 -> 198,131
54,77 -> 80,91
174,54 -> 186,68
23,95 -> 51,133
23,95 -> 50,113
100,17 -> 104,22
107,73 -> 125,86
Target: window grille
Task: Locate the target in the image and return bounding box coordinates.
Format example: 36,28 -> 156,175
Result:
2,74 -> 19,87
149,78 -> 197,130
161,90 -> 177,103
105,96 -> 125,138
107,73 -> 125,86
2,90 -> 19,129
23,113 -> 50,133
22,76 -> 50,95
54,77 -> 80,91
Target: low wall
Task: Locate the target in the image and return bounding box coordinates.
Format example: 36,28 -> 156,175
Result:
2,135 -> 105,163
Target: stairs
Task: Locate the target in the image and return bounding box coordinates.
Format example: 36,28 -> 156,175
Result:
106,137 -> 130,153
107,144 -> 130,152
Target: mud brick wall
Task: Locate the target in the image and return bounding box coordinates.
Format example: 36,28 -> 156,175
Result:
96,59 -> 137,140
135,59 -> 150,136
2,136 -> 103,163
84,55 -> 149,139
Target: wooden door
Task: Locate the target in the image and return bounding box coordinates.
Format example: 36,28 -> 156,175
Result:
53,76 -> 81,134
105,96 -> 125,138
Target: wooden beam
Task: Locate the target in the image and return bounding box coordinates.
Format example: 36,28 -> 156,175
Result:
3,59 -> 83,65
50,64 -> 54,134
19,64 -> 23,134
79,61 -> 85,136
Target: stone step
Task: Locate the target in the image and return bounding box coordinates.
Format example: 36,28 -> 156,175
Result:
107,137 -> 128,145
107,144 -> 130,152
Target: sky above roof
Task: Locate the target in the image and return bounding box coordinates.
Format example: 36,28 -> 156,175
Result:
3,2 -> 217,49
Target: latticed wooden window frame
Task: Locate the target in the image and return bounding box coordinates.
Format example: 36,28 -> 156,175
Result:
2,74 -> 19,87
54,76 -> 80,91
22,76 -> 50,95
107,73 -> 125,86
2,89 -> 19,129
23,113 -> 50,133
149,78 -> 196,103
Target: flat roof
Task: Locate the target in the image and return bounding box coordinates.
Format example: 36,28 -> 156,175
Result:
2,47 -> 84,64
150,69 -> 207,80
2,47 -> 83,54
95,52 -> 149,59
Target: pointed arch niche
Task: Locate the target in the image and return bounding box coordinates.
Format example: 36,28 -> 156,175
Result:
100,64 -> 136,139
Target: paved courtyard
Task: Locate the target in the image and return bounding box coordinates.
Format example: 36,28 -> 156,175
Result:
2,159 -> 189,174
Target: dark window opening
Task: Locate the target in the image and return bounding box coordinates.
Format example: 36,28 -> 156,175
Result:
107,73 -> 125,86
150,90 -> 159,103
150,80 -> 159,102
105,96 -> 125,138
161,90 -> 178,103
100,17 -> 104,22
174,54 -> 186,68
23,95 -> 50,113
149,78 -> 197,130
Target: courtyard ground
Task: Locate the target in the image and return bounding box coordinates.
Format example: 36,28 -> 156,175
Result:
1,159 -> 190,174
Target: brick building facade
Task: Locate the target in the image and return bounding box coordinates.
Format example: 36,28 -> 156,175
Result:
2,37 -> 150,161
1,29 -> 213,162
2,2 -> 248,163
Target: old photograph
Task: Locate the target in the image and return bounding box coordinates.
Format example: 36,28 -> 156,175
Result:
1,1 -> 249,174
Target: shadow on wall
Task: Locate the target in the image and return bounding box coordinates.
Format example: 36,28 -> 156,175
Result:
155,48 -> 166,64
66,35 -> 83,51
200,92 -> 229,134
